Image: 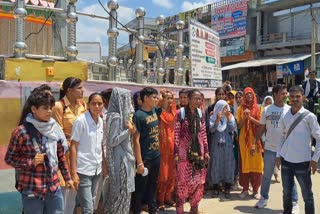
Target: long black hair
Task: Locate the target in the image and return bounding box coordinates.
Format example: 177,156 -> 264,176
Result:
186,89 -> 205,170
59,77 -> 82,99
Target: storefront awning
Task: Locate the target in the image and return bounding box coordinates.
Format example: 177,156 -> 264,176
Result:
221,53 -> 318,71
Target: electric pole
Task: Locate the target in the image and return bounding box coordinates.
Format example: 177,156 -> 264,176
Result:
311,1 -> 316,71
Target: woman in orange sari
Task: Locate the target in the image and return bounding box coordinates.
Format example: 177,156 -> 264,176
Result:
157,89 -> 176,210
236,87 -> 264,199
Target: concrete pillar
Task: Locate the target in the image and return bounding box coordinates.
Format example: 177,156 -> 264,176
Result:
256,11 -> 262,45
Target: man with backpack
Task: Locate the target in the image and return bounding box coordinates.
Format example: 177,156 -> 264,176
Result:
276,85 -> 320,214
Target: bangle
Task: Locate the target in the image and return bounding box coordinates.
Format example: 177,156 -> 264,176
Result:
137,163 -> 143,167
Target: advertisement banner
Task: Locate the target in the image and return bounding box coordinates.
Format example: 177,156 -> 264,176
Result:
276,61 -> 304,78
276,65 -> 284,79
189,19 -> 222,87
281,61 -> 304,76
211,0 -> 249,39
220,37 -> 245,57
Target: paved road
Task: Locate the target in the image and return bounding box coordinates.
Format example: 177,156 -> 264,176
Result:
1,168 -> 320,214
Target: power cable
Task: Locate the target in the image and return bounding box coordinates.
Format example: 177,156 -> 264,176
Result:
25,0 -> 59,40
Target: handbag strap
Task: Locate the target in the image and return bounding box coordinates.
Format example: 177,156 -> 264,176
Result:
286,110 -> 309,139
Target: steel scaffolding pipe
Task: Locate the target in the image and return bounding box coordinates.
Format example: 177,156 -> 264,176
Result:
66,0 -> 78,61
182,56 -> 187,86
13,0 -> 27,58
107,0 -> 119,81
175,20 -> 185,86
135,7 -> 146,84
156,15 -> 165,85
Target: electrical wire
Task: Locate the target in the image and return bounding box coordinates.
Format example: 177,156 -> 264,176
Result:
25,0 -> 59,40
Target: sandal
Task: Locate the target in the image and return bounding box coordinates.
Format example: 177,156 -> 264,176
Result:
165,200 -> 176,207
253,192 -> 260,200
158,204 -> 165,211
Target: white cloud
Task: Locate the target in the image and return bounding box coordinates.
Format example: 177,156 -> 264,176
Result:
181,0 -> 215,12
152,0 -> 173,9
76,2 -> 135,56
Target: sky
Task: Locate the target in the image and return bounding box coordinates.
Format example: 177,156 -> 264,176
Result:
76,0 -> 216,56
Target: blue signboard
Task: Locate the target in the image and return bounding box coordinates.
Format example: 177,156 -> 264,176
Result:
282,61 -> 304,76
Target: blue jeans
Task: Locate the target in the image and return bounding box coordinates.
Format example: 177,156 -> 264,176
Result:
22,187 -> 64,214
261,150 -> 298,201
131,155 -> 160,214
281,158 -> 314,214
77,173 -> 101,214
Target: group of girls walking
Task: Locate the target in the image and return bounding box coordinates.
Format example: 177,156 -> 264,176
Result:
5,76 -> 267,214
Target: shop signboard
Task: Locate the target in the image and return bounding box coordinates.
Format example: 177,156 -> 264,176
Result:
282,61 -> 304,76
220,37 -> 245,57
189,19 -> 222,88
276,65 -> 284,79
211,0 -> 249,39
276,61 -> 304,78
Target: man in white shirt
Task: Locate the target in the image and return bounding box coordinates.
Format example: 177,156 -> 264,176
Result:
254,85 -> 299,212
276,85 -> 320,214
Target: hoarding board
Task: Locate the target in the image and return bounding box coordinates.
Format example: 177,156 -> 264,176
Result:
189,19 -> 222,87
276,61 -> 304,78
220,37 -> 245,57
211,0 -> 249,39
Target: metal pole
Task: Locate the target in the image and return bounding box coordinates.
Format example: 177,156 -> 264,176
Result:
53,0 -> 68,57
66,0 -> 78,61
311,3 -> 317,72
156,15 -> 165,85
127,58 -> 133,81
182,56 -> 187,86
146,58 -> 151,83
13,0 -> 27,58
135,7 -> 146,84
165,57 -> 170,84
176,20 -> 185,85
107,0 -> 119,81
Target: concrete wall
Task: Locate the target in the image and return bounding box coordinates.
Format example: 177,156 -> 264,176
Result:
268,8 -> 320,39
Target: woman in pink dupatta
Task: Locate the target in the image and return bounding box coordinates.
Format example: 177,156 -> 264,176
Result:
174,89 -> 209,214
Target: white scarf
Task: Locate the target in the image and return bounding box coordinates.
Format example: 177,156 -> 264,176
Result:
26,114 -> 68,171
262,96 -> 274,107
210,100 -> 230,132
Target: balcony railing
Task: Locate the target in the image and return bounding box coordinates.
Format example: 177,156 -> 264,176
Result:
260,32 -> 310,45
260,0 -> 280,4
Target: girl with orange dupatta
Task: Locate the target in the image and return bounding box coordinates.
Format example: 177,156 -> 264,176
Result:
157,89 -> 176,210
236,87 -> 264,199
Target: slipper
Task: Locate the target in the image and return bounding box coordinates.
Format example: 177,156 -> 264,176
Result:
165,200 -> 176,207
158,205 -> 165,211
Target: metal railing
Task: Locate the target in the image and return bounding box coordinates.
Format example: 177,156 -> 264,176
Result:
260,32 -> 310,44
260,0 -> 280,5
